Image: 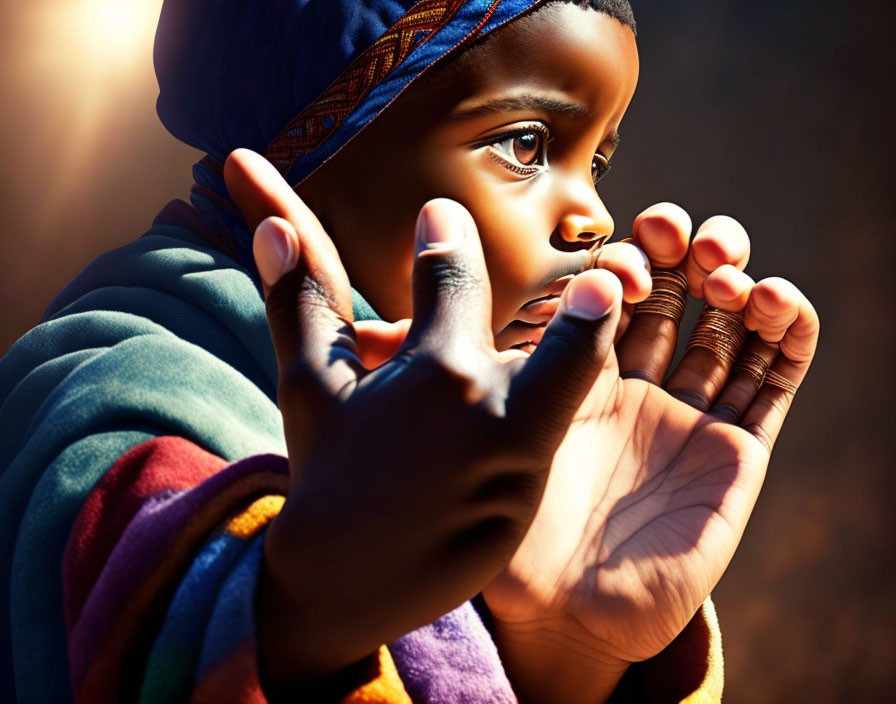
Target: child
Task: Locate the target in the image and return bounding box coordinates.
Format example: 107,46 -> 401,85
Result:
0,1 -> 818,702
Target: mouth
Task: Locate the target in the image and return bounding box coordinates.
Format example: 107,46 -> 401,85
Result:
495,240 -> 605,353
495,276 -> 571,353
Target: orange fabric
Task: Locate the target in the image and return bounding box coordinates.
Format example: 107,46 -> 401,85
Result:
341,646 -> 413,704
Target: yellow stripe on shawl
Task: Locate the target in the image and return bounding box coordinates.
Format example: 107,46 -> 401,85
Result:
638,597 -> 724,703
680,599 -> 723,704
341,646 -> 413,704
225,495 -> 285,539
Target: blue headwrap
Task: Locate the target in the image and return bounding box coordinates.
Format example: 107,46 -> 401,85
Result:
153,0 -> 545,273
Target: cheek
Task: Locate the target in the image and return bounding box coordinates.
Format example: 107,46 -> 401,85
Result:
472,204 -> 552,327
419,148 -> 554,328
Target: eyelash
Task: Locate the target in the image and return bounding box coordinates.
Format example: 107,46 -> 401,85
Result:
485,123 -> 551,176
483,124 -> 612,187
592,154 -> 612,187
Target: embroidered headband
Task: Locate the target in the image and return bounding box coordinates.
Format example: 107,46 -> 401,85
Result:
155,0 -> 545,187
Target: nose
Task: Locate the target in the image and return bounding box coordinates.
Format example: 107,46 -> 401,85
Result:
555,177 -> 614,246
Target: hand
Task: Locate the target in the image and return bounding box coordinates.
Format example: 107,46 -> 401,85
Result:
223,150 -> 625,693
481,203 -> 820,703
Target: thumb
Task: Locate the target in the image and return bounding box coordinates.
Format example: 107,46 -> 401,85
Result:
403,199 -> 494,357
508,268 -> 622,441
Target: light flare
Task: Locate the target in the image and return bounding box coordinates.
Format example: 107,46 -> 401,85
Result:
24,0 -> 164,227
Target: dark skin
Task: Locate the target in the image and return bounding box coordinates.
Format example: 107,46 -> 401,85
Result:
230,156 -> 625,697
225,5 -> 820,702
297,5 -> 642,344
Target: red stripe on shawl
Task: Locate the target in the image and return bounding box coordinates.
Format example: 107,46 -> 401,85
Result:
71,464 -> 288,702
63,436 -> 228,632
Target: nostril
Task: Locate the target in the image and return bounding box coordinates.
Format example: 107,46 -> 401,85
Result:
577,231 -> 596,240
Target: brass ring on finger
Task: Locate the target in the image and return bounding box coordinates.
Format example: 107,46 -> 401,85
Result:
686,305 -> 748,366
633,269 -> 688,325
732,350 -> 771,388
764,368 -> 798,395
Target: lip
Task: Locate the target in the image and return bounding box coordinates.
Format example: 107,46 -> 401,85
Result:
496,319 -> 549,351
496,239 -> 606,352
495,277 -> 569,351
515,262 -> 586,323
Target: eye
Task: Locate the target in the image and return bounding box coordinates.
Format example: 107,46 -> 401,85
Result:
592,153 -> 612,187
509,132 -> 543,165
486,124 -> 550,176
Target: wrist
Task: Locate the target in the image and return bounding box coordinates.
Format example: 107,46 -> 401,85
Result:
493,617 -> 630,704
256,506 -> 379,695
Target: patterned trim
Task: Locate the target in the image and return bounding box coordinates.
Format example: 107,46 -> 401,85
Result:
264,0 -> 497,178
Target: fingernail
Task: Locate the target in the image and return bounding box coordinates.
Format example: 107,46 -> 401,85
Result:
559,270 -> 619,320
415,199 -> 470,255
254,217 -> 296,288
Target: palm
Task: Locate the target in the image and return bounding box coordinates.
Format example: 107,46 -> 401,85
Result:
482,355 -> 769,663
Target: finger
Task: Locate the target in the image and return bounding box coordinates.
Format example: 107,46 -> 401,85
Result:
615,203 -> 691,383
703,264 -> 754,312
248,217 -> 357,469
664,305 -> 748,411
253,217 -> 361,400
662,266 -> 754,409
354,319 -> 411,369
595,241 -> 652,304
253,216 -> 299,298
225,149 -> 338,259
684,216 -> 751,298
615,268 -> 688,384
631,202 -> 692,269
509,269 -> 622,440
740,292 -> 819,451
228,151 -> 364,413
743,277 -> 802,344
225,148 -> 348,307
708,337 -> 779,422
403,199 -> 494,357
622,214 -> 750,388
616,303 -> 633,344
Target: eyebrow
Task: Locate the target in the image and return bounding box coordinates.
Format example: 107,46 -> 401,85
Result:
449,95 -> 622,150
448,95 -> 591,122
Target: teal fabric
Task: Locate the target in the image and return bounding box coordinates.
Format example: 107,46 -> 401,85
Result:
0,224 -> 291,702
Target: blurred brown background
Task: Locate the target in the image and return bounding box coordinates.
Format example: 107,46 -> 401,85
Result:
1,0 -> 893,700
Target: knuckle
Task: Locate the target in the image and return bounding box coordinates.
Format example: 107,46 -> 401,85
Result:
668,387 -> 710,412
428,259 -> 484,297
710,403 -> 742,423
741,421 -> 774,453
406,350 -> 494,405
299,275 -> 338,311
755,390 -> 792,417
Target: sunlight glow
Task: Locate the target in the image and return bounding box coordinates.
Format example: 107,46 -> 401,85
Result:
37,0 -> 161,78
24,0 -> 165,228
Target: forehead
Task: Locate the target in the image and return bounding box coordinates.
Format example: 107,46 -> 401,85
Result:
428,4 -> 639,123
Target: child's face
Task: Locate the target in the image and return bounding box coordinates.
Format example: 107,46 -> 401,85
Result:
300,5 -> 639,350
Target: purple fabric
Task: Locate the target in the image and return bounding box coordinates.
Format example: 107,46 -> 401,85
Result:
390,601 -> 517,703
67,453 -> 287,689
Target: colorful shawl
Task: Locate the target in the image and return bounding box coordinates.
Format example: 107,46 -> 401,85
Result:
0,1 -> 723,701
